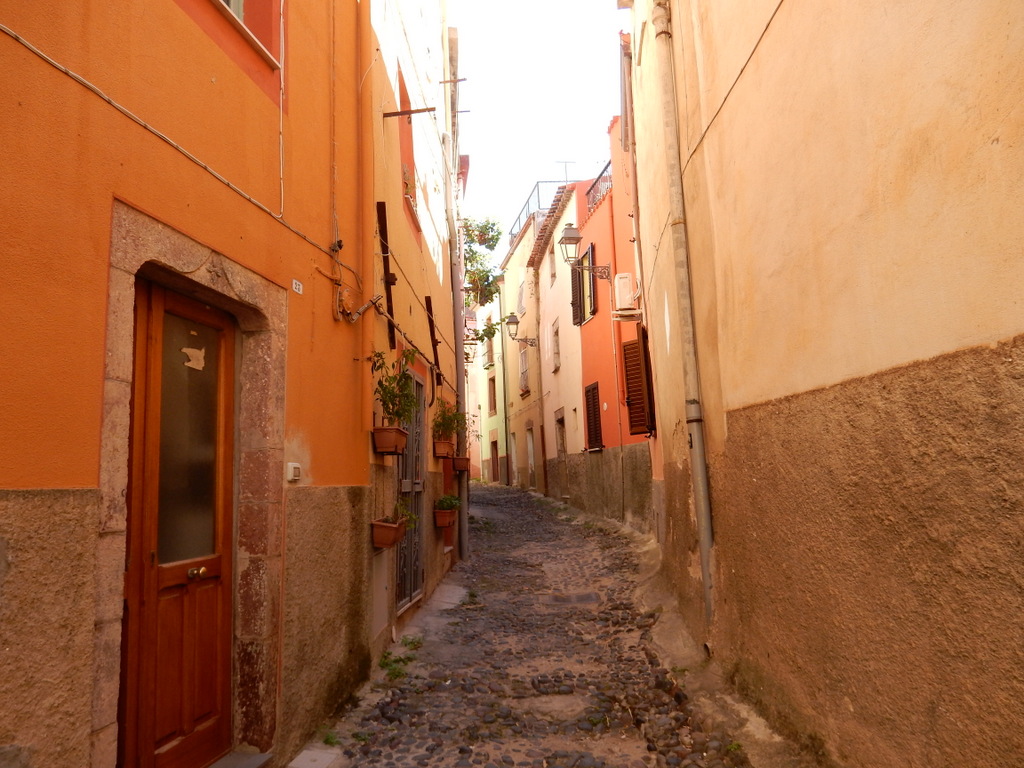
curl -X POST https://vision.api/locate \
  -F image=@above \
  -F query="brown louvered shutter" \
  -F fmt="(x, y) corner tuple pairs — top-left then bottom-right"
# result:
(586, 245), (598, 317)
(570, 266), (584, 326)
(623, 327), (655, 435)
(584, 382), (602, 450)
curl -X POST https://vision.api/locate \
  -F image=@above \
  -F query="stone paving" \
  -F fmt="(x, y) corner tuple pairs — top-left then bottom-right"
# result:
(290, 485), (757, 768)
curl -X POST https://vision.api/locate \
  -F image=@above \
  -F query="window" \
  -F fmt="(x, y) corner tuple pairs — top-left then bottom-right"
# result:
(517, 280), (527, 315)
(570, 245), (597, 326)
(519, 347), (530, 395)
(551, 319), (560, 372)
(623, 326), (656, 435)
(487, 375), (497, 414)
(177, 0), (282, 89)
(484, 335), (494, 368)
(581, 245), (597, 317)
(584, 383), (603, 450)
(549, 244), (557, 285)
(221, 0), (244, 19)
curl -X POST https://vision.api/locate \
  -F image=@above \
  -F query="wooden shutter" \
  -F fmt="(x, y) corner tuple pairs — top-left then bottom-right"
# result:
(623, 327), (655, 435)
(586, 245), (598, 317)
(584, 382), (602, 450)
(570, 266), (583, 326)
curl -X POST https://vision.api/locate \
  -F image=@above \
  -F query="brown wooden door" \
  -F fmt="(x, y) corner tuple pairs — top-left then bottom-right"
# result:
(120, 283), (234, 768)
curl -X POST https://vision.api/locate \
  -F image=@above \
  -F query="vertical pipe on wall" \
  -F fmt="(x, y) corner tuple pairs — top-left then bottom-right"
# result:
(651, 0), (715, 625)
(443, 133), (470, 559)
(497, 282), (512, 485)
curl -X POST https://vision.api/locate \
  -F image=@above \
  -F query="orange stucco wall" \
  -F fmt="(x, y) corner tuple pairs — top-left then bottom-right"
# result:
(0, 0), (369, 489)
(577, 118), (646, 453)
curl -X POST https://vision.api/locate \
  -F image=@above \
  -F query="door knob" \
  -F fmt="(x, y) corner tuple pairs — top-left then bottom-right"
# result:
(187, 566), (208, 580)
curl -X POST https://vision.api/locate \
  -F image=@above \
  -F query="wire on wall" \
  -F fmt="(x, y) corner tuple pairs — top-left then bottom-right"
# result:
(0, 22), (362, 287)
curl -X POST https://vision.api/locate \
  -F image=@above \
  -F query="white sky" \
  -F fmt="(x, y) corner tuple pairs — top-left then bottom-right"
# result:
(447, 0), (630, 238)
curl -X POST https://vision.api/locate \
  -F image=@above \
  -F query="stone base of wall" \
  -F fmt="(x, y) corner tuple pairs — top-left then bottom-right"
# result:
(714, 337), (1024, 767)
(544, 443), (654, 531)
(280, 484), (371, 762)
(0, 488), (101, 768)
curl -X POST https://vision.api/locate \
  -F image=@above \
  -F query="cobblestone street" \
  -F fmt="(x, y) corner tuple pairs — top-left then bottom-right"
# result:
(289, 485), (767, 768)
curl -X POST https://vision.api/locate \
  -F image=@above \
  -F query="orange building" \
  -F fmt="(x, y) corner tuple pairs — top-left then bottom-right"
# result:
(0, 2), (464, 767)
(566, 117), (655, 528)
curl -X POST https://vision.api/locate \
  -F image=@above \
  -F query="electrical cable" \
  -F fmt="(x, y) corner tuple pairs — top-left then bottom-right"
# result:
(0, 22), (363, 286)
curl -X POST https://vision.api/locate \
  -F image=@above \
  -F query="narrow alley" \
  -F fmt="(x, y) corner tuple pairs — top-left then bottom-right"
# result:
(288, 486), (809, 768)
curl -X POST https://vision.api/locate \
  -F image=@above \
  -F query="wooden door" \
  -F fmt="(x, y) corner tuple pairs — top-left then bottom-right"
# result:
(120, 283), (234, 768)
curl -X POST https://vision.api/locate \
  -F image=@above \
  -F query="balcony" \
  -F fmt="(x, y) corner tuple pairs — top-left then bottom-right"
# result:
(586, 161), (612, 212)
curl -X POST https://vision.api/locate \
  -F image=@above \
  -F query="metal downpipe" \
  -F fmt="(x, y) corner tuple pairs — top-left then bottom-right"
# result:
(652, 0), (715, 625)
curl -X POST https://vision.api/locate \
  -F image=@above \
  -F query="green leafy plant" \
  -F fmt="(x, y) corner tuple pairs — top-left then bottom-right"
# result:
(370, 349), (418, 425)
(431, 398), (467, 439)
(379, 649), (415, 680)
(384, 496), (416, 528)
(434, 494), (461, 511)
(322, 731), (340, 746)
(463, 218), (502, 308)
(468, 318), (502, 341)
(400, 635), (423, 651)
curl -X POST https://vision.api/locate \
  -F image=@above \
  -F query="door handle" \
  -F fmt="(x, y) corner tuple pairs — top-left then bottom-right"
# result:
(187, 566), (209, 580)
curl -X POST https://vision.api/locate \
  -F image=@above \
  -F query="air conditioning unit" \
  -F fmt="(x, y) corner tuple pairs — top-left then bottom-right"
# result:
(613, 272), (637, 311)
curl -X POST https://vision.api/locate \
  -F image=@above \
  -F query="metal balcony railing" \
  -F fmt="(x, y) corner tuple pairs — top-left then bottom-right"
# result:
(508, 181), (571, 243)
(586, 161), (612, 212)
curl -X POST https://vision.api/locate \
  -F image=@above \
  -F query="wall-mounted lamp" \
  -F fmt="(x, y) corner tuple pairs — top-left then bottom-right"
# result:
(558, 224), (610, 280)
(504, 313), (537, 346)
(558, 224), (583, 265)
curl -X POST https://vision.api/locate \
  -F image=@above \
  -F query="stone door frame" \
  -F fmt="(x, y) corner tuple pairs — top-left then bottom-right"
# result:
(92, 201), (287, 764)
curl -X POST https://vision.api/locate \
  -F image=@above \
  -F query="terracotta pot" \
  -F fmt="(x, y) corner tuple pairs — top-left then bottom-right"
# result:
(433, 508), (457, 528)
(371, 519), (407, 548)
(452, 456), (470, 471)
(432, 438), (455, 458)
(372, 426), (408, 455)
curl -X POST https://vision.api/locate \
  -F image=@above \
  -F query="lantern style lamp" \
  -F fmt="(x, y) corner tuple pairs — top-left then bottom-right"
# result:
(504, 313), (537, 346)
(558, 224), (583, 265)
(558, 223), (610, 279)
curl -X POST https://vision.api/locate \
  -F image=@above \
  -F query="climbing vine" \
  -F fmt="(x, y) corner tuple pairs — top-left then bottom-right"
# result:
(463, 217), (502, 308)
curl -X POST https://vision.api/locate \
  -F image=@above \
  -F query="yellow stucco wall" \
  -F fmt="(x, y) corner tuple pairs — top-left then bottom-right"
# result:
(682, 0), (1024, 410)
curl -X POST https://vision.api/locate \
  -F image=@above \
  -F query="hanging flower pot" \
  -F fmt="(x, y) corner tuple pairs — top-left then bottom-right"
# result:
(433, 508), (457, 527)
(452, 456), (470, 472)
(370, 349), (417, 455)
(432, 438), (455, 458)
(433, 494), (459, 528)
(372, 426), (409, 455)
(371, 518), (407, 549)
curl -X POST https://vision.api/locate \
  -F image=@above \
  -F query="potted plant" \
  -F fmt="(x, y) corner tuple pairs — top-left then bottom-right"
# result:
(431, 398), (467, 458)
(370, 349), (418, 454)
(433, 494), (460, 528)
(452, 456), (471, 472)
(372, 497), (416, 548)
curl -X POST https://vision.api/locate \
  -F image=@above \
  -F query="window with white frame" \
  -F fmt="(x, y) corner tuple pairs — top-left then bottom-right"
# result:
(519, 347), (530, 395)
(221, 0), (244, 20)
(551, 319), (560, 372)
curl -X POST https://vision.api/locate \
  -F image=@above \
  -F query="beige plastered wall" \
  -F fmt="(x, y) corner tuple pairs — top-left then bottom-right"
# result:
(629, 0), (1024, 765)
(538, 192), (587, 459)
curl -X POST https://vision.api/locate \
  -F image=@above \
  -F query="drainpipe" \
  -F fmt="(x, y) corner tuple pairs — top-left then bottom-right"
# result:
(652, 0), (715, 626)
(443, 134), (470, 560)
(497, 283), (512, 486)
